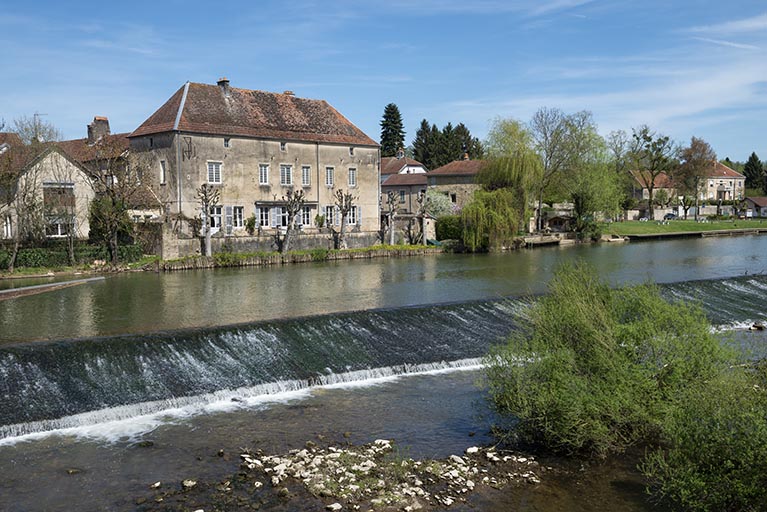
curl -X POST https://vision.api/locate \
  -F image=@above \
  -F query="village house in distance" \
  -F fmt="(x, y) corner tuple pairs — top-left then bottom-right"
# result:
(129, 78), (380, 258)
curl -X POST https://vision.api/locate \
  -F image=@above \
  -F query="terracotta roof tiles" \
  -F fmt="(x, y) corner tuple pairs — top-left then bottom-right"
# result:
(428, 159), (485, 176)
(380, 156), (427, 175)
(381, 173), (428, 186)
(130, 82), (377, 146)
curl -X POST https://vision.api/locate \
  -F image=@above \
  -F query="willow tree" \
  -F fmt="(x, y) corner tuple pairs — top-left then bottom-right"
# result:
(463, 153), (541, 251)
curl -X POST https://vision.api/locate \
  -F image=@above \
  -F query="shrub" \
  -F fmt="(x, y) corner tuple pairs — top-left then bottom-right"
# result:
(435, 215), (462, 241)
(309, 248), (329, 262)
(641, 365), (767, 511)
(485, 262), (733, 457)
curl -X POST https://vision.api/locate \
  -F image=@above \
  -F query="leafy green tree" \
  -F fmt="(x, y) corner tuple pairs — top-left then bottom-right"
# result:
(677, 137), (716, 220)
(484, 117), (534, 158)
(743, 152), (764, 192)
(463, 154), (540, 250)
(629, 125), (678, 220)
(379, 103), (405, 158)
(529, 108), (601, 231)
(569, 162), (622, 235)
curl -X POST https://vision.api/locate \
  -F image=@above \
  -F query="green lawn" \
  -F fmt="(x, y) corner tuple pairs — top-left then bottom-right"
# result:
(604, 219), (767, 236)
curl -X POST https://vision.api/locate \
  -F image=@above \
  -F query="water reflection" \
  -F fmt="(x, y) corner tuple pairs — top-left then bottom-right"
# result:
(3, 236), (767, 343)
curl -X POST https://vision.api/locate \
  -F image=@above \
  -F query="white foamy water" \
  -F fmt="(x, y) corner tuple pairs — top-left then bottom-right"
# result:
(0, 358), (483, 446)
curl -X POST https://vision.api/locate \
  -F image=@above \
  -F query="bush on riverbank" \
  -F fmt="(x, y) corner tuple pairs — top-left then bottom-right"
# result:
(641, 363), (767, 510)
(0, 244), (143, 270)
(485, 262), (767, 509)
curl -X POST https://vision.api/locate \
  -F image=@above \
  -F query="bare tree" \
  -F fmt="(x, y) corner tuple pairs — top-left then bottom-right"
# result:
(678, 137), (716, 221)
(88, 138), (151, 265)
(415, 191), (431, 245)
(384, 190), (398, 245)
(0, 117), (62, 271)
(333, 189), (356, 249)
(196, 183), (220, 257)
(629, 126), (678, 221)
(280, 188), (306, 253)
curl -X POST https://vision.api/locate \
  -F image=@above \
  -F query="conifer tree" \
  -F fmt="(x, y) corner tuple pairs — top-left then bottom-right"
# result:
(743, 152), (764, 192)
(379, 103), (405, 157)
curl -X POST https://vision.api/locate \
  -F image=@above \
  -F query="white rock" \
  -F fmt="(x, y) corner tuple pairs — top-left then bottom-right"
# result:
(326, 503), (343, 511)
(182, 479), (196, 489)
(254, 481), (263, 489)
(149, 481), (161, 489)
(465, 446), (479, 455)
(449, 455), (466, 466)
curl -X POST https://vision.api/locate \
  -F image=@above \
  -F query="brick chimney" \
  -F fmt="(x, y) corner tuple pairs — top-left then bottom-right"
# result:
(217, 77), (230, 96)
(87, 116), (111, 143)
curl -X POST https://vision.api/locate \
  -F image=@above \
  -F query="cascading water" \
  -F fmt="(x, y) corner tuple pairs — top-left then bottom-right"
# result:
(1, 273), (766, 444)
(0, 298), (531, 440)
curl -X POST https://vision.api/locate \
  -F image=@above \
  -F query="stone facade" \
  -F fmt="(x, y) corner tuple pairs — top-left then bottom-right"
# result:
(1, 147), (95, 240)
(129, 80), (380, 255)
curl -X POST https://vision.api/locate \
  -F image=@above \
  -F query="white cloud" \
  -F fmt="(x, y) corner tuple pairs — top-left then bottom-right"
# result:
(691, 37), (760, 51)
(687, 13), (767, 34)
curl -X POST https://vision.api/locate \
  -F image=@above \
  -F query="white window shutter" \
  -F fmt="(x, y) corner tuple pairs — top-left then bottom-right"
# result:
(335, 206), (340, 226)
(225, 206), (233, 235)
(357, 206), (361, 225)
(271, 207), (278, 228)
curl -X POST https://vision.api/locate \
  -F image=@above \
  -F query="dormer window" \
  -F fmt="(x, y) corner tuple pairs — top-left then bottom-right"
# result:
(280, 142), (287, 151)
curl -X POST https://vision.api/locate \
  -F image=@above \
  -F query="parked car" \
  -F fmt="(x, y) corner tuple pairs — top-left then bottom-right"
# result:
(663, 213), (678, 220)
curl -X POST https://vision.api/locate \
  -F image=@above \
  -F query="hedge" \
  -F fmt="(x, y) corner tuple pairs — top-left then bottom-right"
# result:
(0, 244), (143, 270)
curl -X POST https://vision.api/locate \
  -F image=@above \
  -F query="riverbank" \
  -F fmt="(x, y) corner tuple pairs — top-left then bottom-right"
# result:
(605, 218), (767, 237)
(135, 439), (545, 511)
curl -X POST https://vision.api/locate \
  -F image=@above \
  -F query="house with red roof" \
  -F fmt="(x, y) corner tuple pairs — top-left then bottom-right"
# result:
(128, 78), (380, 255)
(745, 197), (767, 218)
(1, 134), (96, 241)
(426, 157), (485, 210)
(703, 161), (745, 201)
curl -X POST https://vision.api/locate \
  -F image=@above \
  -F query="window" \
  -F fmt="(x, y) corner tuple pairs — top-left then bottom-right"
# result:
(224, 138), (231, 148)
(280, 142), (287, 151)
(276, 207), (288, 227)
(45, 215), (73, 238)
(302, 165), (311, 187)
(149, 137), (153, 148)
(325, 205), (336, 226)
(399, 190), (405, 203)
(348, 206), (358, 225)
(259, 164), (269, 185)
(209, 206), (222, 233)
(348, 167), (357, 187)
(207, 161), (222, 184)
(258, 206), (270, 227)
(450, 193), (457, 203)
(325, 166), (334, 187)
(233, 206), (244, 228)
(300, 206), (312, 226)
(280, 164), (293, 186)
(349, 147), (354, 156)
(160, 160), (167, 185)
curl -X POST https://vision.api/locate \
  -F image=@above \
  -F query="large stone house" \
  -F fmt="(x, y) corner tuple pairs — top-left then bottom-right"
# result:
(632, 161), (745, 203)
(703, 161), (745, 201)
(129, 79), (380, 256)
(427, 158), (485, 211)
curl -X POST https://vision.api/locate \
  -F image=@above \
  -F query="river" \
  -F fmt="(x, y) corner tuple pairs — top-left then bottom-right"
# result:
(1, 236), (766, 511)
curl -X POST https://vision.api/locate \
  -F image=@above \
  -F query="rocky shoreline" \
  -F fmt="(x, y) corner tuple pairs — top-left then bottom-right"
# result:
(135, 440), (545, 511)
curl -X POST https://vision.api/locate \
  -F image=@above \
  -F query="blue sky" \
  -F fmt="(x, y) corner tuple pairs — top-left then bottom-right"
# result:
(2, 1), (767, 161)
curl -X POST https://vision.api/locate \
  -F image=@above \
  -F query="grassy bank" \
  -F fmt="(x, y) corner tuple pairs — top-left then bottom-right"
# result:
(604, 219), (767, 236)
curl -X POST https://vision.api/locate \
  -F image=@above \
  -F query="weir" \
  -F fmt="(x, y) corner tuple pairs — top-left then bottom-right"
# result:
(0, 299), (529, 439)
(2, 273), (766, 441)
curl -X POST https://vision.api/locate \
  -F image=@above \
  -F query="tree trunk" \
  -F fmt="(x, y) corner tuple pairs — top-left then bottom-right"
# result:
(648, 185), (655, 220)
(421, 216), (427, 245)
(339, 217), (348, 249)
(109, 232), (119, 266)
(282, 223), (294, 253)
(204, 223), (212, 257)
(388, 214), (396, 245)
(536, 189), (544, 232)
(8, 239), (19, 273)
